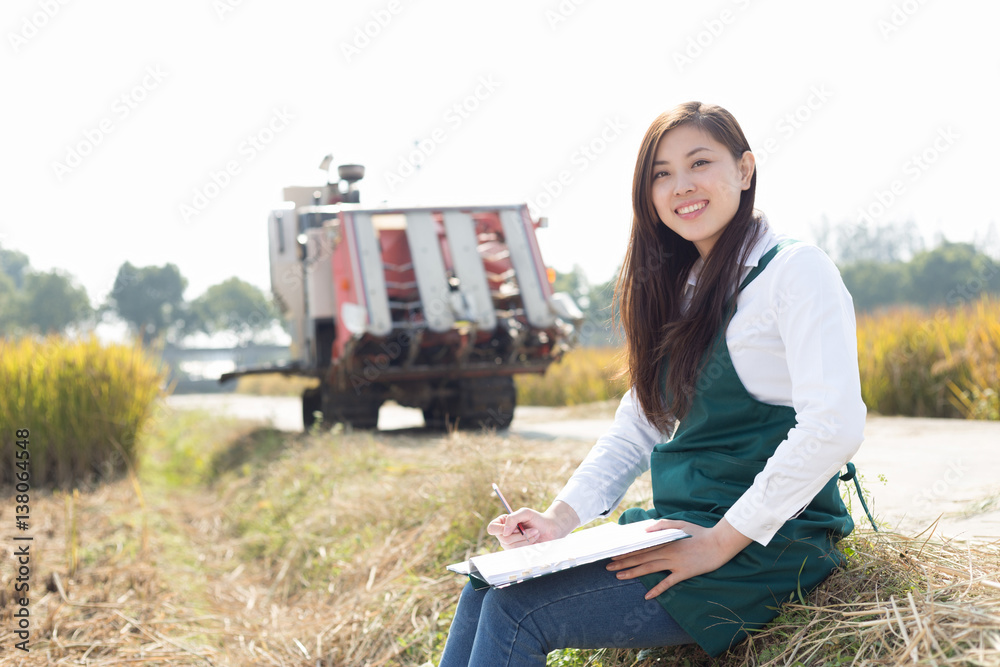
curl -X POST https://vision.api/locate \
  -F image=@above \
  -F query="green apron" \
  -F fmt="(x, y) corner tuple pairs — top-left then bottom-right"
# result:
(619, 240), (853, 657)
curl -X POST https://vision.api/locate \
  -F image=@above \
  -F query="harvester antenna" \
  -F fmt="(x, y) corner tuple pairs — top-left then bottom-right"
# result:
(319, 154), (334, 183)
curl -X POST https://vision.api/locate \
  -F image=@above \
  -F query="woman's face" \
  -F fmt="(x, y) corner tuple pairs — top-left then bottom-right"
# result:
(650, 123), (755, 258)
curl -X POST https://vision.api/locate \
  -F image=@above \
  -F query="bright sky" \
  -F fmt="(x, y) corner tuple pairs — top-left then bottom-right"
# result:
(3, 0), (998, 310)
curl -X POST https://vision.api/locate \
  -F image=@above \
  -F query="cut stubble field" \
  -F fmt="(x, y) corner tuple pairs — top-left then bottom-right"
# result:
(1, 405), (999, 666)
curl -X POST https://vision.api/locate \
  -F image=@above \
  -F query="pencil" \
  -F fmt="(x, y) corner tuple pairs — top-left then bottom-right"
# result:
(491, 483), (526, 536)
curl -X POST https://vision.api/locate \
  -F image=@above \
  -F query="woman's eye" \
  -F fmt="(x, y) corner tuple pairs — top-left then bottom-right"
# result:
(692, 159), (709, 168)
(653, 170), (669, 179)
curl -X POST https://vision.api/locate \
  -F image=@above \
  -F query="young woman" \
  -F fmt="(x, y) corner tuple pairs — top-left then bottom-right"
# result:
(438, 101), (866, 665)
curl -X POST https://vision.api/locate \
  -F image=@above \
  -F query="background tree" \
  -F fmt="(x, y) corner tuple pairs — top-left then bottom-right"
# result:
(814, 218), (925, 264)
(0, 271), (18, 334)
(580, 272), (621, 347)
(906, 241), (999, 307)
(839, 261), (910, 312)
(0, 245), (92, 335)
(18, 270), (93, 334)
(1, 244), (31, 333)
(185, 277), (278, 345)
(551, 265), (590, 305)
(0, 244), (30, 290)
(552, 265), (621, 346)
(973, 221), (1000, 259)
(107, 262), (187, 344)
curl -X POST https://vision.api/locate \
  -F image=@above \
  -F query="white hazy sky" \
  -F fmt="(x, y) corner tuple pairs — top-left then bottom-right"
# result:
(3, 0), (998, 307)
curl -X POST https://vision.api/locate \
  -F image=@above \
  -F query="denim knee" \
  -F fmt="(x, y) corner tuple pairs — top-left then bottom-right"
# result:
(478, 588), (550, 656)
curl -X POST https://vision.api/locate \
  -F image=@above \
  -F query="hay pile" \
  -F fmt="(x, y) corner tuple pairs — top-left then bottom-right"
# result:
(622, 527), (1000, 667)
(745, 530), (999, 665)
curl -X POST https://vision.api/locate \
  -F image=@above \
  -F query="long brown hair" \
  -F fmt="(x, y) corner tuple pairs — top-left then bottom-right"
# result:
(615, 101), (763, 430)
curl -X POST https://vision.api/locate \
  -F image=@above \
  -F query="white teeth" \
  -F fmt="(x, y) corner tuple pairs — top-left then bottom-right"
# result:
(677, 202), (706, 215)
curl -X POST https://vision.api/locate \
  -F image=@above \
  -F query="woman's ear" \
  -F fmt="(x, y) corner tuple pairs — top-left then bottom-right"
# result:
(738, 151), (755, 190)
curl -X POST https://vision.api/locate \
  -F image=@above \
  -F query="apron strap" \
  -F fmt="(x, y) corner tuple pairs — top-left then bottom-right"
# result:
(840, 462), (879, 532)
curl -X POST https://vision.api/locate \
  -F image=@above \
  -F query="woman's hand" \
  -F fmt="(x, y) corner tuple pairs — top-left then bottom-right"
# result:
(606, 518), (752, 599)
(486, 500), (580, 550)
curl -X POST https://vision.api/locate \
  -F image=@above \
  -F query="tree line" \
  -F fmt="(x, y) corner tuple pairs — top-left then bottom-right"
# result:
(4, 220), (998, 346)
(559, 221), (1000, 345)
(0, 244), (278, 345)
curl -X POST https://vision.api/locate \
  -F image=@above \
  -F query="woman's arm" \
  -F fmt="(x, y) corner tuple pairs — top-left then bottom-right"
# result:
(489, 388), (667, 549)
(726, 244), (866, 545)
(552, 387), (667, 525)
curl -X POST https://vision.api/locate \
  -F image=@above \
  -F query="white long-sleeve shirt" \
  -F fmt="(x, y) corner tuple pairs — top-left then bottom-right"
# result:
(553, 223), (867, 546)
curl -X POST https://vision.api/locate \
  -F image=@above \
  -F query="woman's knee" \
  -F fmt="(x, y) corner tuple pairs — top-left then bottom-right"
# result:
(445, 584), (486, 637)
(477, 588), (559, 653)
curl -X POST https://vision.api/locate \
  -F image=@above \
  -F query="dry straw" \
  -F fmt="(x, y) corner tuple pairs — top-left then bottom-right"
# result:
(2, 421), (998, 666)
(708, 527), (1000, 666)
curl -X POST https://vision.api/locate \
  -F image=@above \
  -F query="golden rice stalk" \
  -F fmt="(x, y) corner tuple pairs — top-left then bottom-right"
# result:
(0, 335), (167, 488)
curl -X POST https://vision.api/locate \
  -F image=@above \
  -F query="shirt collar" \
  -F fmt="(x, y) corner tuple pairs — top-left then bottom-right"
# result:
(743, 213), (775, 269)
(686, 213), (773, 291)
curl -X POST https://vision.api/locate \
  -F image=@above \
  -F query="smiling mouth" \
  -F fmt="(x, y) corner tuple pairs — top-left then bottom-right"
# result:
(675, 201), (707, 215)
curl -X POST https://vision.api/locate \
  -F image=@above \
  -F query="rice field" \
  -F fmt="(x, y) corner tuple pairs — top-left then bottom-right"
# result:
(525, 296), (1000, 420)
(857, 295), (1000, 420)
(234, 296), (1000, 422)
(3, 292), (992, 491)
(515, 346), (629, 407)
(0, 335), (166, 487)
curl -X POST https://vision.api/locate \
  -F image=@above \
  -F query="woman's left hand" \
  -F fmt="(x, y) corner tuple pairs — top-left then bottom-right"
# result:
(606, 518), (753, 600)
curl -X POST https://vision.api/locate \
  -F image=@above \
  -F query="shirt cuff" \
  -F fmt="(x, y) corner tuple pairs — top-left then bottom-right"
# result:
(553, 478), (624, 527)
(724, 496), (788, 546)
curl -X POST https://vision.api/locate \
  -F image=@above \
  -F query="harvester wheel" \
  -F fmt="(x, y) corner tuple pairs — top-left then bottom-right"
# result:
(423, 376), (516, 431)
(321, 385), (382, 430)
(458, 376), (516, 430)
(422, 404), (451, 431)
(302, 387), (322, 431)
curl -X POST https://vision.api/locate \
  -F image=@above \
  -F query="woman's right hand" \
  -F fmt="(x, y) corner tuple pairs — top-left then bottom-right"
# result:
(486, 500), (581, 550)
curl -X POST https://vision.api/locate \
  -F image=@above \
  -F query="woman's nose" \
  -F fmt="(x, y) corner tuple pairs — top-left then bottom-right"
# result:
(674, 174), (694, 195)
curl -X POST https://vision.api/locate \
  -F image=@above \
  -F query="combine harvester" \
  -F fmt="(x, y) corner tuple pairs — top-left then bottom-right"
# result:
(223, 159), (582, 430)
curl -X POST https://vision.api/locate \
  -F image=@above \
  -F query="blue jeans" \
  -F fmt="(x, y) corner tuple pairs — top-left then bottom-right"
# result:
(438, 559), (694, 666)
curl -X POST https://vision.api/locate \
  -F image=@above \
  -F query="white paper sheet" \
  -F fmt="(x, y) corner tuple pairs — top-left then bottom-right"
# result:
(447, 519), (689, 588)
